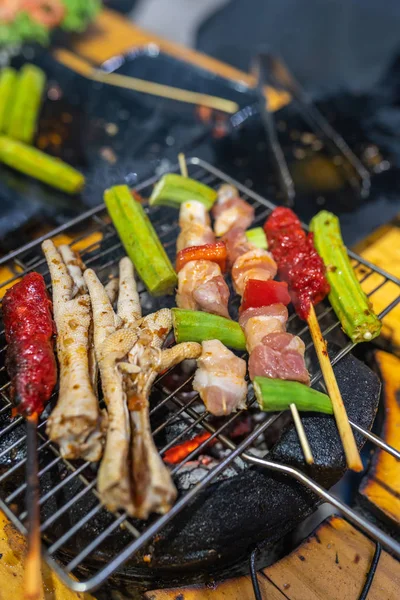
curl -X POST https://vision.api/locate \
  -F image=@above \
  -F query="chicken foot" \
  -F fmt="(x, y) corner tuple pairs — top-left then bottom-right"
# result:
(127, 309), (201, 519)
(43, 240), (105, 461)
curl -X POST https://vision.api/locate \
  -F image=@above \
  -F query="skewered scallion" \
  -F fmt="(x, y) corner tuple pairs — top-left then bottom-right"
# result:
(253, 377), (333, 414)
(310, 210), (382, 343)
(7, 64), (46, 144)
(172, 308), (246, 350)
(149, 173), (217, 210)
(245, 227), (268, 249)
(0, 136), (85, 194)
(0, 67), (17, 133)
(105, 185), (177, 296)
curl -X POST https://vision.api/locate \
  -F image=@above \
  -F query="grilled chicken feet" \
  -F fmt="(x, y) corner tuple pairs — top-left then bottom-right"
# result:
(43, 240), (106, 462)
(85, 258), (201, 518)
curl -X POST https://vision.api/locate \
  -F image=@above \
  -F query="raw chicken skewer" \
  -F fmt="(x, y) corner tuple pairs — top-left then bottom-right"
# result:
(176, 155), (248, 417)
(217, 186), (314, 463)
(85, 258), (201, 517)
(43, 240), (106, 461)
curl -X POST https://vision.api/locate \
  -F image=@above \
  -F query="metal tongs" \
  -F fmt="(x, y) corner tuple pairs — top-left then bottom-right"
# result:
(251, 52), (371, 205)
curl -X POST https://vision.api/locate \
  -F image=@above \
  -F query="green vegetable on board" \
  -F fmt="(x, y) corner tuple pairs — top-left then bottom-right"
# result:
(0, 68), (18, 133)
(0, 136), (85, 194)
(7, 64), (46, 144)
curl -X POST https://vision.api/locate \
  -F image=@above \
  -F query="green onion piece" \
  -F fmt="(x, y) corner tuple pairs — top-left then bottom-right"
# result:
(310, 210), (382, 343)
(105, 185), (177, 296)
(253, 377), (333, 414)
(0, 68), (18, 133)
(172, 308), (246, 350)
(7, 64), (46, 144)
(0, 136), (85, 194)
(245, 227), (268, 249)
(149, 174), (217, 210)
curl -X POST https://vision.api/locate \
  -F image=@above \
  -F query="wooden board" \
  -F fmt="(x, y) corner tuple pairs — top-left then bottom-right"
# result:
(144, 516), (400, 600)
(0, 512), (94, 600)
(359, 350), (400, 523)
(354, 223), (400, 352)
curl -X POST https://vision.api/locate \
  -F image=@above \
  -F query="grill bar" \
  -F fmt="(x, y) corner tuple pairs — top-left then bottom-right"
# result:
(0, 158), (399, 593)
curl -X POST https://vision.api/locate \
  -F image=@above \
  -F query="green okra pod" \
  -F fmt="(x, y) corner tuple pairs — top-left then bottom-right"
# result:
(310, 210), (382, 343)
(105, 185), (177, 296)
(149, 174), (217, 210)
(0, 136), (85, 194)
(253, 377), (333, 414)
(0, 67), (18, 133)
(7, 64), (46, 144)
(172, 308), (246, 350)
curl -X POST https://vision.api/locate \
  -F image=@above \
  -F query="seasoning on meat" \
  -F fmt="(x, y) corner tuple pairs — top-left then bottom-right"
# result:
(264, 207), (330, 320)
(2, 272), (57, 416)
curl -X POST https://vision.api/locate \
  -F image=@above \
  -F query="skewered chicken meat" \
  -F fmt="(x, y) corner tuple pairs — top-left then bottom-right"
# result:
(193, 340), (247, 416)
(212, 184), (255, 237)
(222, 227), (277, 295)
(177, 200), (215, 252)
(176, 200), (230, 318)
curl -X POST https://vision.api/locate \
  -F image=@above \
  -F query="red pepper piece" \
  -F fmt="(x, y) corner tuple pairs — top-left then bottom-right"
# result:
(163, 432), (214, 464)
(240, 279), (291, 312)
(176, 241), (227, 273)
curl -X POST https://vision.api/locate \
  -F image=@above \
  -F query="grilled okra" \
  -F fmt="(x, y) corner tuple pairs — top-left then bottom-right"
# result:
(105, 185), (177, 296)
(0, 136), (85, 194)
(149, 174), (217, 210)
(310, 210), (381, 343)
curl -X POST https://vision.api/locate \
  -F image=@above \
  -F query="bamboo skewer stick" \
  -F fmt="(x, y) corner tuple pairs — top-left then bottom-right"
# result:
(307, 304), (363, 472)
(289, 403), (314, 464)
(24, 413), (43, 600)
(178, 153), (313, 464)
(178, 153), (189, 178)
(53, 49), (239, 115)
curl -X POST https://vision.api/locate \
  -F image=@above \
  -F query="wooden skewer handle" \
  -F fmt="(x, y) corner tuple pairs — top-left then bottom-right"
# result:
(307, 304), (363, 472)
(53, 49), (239, 114)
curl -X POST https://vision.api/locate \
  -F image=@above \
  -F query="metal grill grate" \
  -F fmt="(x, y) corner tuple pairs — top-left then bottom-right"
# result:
(0, 158), (400, 593)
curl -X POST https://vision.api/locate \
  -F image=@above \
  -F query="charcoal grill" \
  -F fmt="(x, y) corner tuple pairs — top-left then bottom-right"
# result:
(0, 158), (399, 595)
